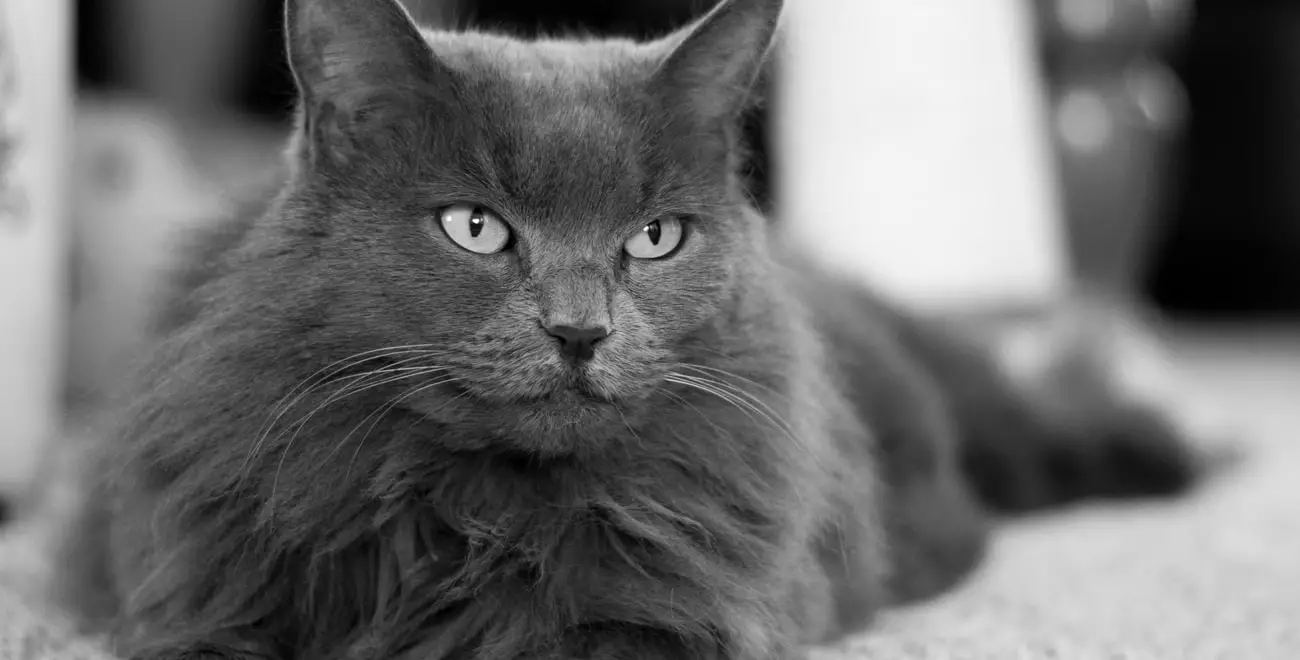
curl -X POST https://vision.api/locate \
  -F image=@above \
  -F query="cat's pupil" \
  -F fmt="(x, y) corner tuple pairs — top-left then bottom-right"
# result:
(469, 209), (486, 238)
(645, 221), (662, 245)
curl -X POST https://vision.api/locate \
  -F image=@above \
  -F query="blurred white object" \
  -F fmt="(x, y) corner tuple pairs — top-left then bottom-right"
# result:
(67, 99), (228, 404)
(777, 0), (1067, 313)
(0, 0), (71, 496)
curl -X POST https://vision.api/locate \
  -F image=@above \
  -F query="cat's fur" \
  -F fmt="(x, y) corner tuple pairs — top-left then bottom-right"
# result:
(57, 0), (1202, 658)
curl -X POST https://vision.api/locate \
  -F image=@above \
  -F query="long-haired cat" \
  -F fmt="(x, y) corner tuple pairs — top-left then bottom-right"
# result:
(56, 0), (1203, 658)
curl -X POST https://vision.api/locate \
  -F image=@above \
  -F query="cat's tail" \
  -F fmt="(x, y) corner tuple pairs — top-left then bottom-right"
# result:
(880, 303), (1224, 515)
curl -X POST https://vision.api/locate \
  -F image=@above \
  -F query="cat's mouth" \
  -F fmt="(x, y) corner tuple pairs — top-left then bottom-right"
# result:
(444, 374), (619, 408)
(422, 370), (649, 453)
(527, 380), (618, 407)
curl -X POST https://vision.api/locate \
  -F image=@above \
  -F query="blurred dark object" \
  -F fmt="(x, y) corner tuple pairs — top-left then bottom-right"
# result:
(1146, 1), (1300, 319)
(77, 0), (293, 120)
(1031, 0), (1192, 299)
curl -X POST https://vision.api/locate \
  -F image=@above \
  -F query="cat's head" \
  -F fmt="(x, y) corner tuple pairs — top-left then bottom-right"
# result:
(262, 0), (785, 452)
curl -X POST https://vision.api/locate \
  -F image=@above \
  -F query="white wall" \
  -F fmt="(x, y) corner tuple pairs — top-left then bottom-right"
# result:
(777, 0), (1067, 314)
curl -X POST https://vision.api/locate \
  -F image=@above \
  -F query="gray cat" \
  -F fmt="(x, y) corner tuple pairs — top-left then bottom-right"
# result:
(56, 0), (1202, 658)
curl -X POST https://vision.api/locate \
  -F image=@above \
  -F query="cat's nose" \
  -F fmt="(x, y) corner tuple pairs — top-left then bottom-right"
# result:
(544, 324), (610, 364)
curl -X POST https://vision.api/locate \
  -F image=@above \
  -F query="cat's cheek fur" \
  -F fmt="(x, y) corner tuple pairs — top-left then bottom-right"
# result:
(627, 260), (727, 339)
(294, 200), (522, 353)
(431, 292), (558, 395)
(624, 227), (740, 341)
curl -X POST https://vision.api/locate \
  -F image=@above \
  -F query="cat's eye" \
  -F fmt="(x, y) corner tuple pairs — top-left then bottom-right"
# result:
(439, 204), (512, 254)
(624, 217), (685, 260)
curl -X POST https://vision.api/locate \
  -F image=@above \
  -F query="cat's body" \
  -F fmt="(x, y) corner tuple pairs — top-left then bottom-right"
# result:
(57, 0), (1201, 658)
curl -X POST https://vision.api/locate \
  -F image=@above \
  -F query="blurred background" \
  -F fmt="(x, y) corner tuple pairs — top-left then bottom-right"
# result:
(2, 0), (1300, 506)
(65, 0), (1300, 319)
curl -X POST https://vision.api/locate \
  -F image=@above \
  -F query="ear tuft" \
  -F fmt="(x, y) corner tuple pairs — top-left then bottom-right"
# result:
(285, 0), (437, 100)
(650, 0), (784, 126)
(284, 0), (453, 167)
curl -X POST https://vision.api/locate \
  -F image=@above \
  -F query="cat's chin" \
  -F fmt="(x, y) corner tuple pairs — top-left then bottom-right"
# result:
(413, 382), (644, 456)
(494, 394), (637, 456)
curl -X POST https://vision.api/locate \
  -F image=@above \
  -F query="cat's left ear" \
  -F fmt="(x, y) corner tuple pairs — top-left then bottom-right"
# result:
(649, 0), (784, 127)
(284, 0), (454, 165)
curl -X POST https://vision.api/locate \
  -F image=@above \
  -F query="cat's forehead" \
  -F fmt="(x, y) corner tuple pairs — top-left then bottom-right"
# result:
(419, 29), (659, 160)
(421, 30), (658, 89)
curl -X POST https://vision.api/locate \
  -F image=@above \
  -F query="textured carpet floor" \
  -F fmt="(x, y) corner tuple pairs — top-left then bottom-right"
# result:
(2, 331), (1297, 659)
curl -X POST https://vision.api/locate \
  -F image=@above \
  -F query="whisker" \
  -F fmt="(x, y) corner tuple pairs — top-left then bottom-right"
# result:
(333, 376), (465, 482)
(342, 376), (460, 459)
(664, 375), (768, 433)
(674, 363), (787, 402)
(272, 365), (451, 454)
(665, 374), (789, 435)
(669, 372), (798, 442)
(256, 346), (449, 448)
(278, 343), (441, 401)
(264, 365), (452, 517)
(613, 401), (646, 454)
(663, 373), (822, 469)
(242, 352), (448, 478)
(654, 386), (733, 442)
(368, 386), (474, 480)
(278, 364), (450, 441)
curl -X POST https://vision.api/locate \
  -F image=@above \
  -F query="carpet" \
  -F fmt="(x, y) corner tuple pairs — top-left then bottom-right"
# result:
(2, 330), (1296, 659)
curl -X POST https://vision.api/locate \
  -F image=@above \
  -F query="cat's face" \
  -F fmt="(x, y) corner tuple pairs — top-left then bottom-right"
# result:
(269, 0), (782, 450)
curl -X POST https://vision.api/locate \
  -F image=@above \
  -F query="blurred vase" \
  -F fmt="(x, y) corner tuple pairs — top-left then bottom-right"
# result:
(1046, 61), (1186, 294)
(1037, 0), (1192, 58)
(1034, 0), (1191, 300)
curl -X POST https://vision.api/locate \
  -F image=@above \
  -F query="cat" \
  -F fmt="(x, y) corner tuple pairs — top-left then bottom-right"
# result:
(55, 0), (1204, 658)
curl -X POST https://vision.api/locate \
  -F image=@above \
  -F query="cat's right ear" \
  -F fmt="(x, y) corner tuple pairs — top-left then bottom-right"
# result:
(649, 0), (784, 129)
(284, 0), (455, 167)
